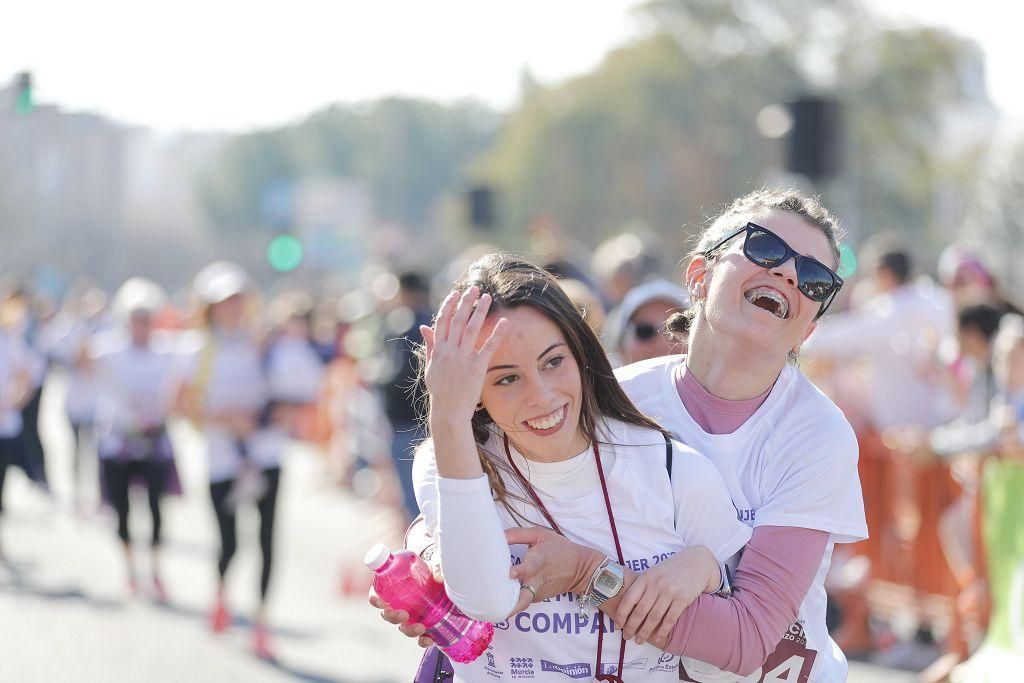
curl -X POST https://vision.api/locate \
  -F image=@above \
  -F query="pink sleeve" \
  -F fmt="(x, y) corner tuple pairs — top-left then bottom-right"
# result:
(665, 525), (830, 676)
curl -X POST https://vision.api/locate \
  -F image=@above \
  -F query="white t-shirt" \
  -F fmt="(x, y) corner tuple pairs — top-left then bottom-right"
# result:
(265, 335), (324, 404)
(176, 332), (284, 482)
(40, 312), (101, 423)
(413, 418), (752, 683)
(92, 338), (177, 459)
(616, 356), (868, 683)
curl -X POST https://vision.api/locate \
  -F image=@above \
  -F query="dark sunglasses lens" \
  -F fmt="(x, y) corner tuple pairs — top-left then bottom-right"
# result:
(797, 260), (837, 301)
(746, 229), (789, 266)
(633, 322), (658, 341)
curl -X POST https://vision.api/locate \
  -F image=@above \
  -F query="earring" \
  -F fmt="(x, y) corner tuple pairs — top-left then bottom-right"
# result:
(475, 402), (484, 412)
(691, 282), (706, 301)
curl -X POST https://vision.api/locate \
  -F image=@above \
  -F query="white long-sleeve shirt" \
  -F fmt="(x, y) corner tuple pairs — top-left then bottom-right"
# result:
(412, 418), (750, 683)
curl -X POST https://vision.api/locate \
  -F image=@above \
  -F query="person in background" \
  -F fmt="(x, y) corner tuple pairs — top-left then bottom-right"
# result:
(591, 228), (665, 309)
(0, 316), (31, 562)
(378, 271), (433, 524)
(927, 304), (1006, 458)
(264, 291), (326, 439)
(3, 286), (50, 490)
(807, 239), (958, 433)
(604, 279), (690, 367)
(937, 245), (1020, 315)
(992, 315), (1024, 435)
(40, 287), (108, 510)
(557, 278), (607, 335)
(93, 278), (178, 601)
(173, 261), (284, 661)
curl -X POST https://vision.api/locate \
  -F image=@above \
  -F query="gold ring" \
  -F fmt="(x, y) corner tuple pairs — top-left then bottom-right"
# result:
(520, 583), (538, 601)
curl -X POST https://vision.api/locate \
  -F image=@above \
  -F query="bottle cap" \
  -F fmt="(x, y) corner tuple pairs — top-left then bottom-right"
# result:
(364, 543), (392, 571)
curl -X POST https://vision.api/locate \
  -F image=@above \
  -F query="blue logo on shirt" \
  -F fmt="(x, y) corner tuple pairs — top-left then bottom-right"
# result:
(539, 660), (592, 679)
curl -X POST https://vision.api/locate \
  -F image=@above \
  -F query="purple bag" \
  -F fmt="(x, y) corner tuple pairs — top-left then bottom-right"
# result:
(413, 646), (453, 683)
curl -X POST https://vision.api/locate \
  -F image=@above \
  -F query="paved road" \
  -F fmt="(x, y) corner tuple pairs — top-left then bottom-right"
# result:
(0, 376), (917, 682)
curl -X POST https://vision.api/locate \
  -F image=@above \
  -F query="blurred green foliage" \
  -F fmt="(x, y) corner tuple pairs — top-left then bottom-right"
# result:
(198, 98), (499, 232)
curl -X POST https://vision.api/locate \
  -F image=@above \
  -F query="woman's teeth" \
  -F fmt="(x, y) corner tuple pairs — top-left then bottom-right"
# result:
(744, 287), (789, 319)
(526, 408), (564, 430)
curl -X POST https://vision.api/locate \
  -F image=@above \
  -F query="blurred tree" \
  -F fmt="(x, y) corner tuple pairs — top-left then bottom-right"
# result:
(198, 98), (499, 233)
(476, 0), (992, 255)
(964, 135), (1024, 299)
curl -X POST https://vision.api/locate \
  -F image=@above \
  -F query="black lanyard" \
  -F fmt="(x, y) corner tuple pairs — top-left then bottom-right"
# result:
(503, 434), (628, 683)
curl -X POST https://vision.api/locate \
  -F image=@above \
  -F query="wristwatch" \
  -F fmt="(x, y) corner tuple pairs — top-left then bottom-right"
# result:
(578, 558), (625, 611)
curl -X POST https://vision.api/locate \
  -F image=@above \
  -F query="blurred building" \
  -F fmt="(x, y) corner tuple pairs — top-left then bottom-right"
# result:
(0, 79), (228, 293)
(0, 82), (127, 286)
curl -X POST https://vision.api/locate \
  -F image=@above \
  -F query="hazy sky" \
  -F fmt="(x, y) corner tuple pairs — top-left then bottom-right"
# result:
(1, 0), (1019, 133)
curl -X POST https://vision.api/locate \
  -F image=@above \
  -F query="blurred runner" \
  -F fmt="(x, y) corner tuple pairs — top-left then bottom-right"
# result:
(93, 278), (178, 601)
(173, 261), (285, 661)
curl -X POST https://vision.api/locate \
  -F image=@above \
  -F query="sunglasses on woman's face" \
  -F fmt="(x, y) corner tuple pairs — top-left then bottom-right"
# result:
(702, 222), (844, 318)
(629, 321), (660, 341)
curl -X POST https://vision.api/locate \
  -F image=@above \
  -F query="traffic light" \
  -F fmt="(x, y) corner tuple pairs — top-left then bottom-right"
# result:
(14, 72), (33, 115)
(787, 96), (842, 181)
(267, 234), (303, 272)
(467, 185), (495, 230)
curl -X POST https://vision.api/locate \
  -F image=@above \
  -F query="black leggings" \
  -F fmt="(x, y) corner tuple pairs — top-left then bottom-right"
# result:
(209, 467), (281, 599)
(20, 388), (46, 485)
(102, 459), (169, 545)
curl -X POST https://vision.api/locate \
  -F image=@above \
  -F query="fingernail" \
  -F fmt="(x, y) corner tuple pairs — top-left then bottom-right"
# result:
(636, 638), (645, 645)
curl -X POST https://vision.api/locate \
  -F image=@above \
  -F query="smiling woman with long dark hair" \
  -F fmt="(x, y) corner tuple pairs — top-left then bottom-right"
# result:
(407, 253), (750, 682)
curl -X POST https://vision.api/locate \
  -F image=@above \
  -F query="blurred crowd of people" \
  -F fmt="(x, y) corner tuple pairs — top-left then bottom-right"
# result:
(804, 238), (1024, 680)
(1, 218), (1021, 677)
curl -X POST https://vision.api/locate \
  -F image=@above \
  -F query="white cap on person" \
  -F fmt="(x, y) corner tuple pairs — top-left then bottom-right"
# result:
(112, 277), (165, 322)
(193, 261), (249, 304)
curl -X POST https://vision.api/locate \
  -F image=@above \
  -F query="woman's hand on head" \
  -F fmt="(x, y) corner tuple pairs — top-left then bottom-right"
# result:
(614, 545), (719, 649)
(422, 287), (508, 427)
(367, 557), (444, 649)
(505, 527), (606, 614)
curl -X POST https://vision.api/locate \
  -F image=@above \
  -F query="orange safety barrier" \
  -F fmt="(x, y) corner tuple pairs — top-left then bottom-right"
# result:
(849, 431), (964, 625)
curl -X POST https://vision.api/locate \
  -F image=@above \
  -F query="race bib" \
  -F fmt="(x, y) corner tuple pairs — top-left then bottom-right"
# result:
(679, 621), (816, 683)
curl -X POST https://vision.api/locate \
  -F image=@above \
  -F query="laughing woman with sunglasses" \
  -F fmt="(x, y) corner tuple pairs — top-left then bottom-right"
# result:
(500, 189), (867, 683)
(529, 189), (864, 682)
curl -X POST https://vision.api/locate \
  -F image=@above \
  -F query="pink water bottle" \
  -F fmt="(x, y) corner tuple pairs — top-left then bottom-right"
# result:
(365, 543), (493, 663)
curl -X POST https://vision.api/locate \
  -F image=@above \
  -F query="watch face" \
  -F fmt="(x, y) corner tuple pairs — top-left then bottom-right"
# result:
(595, 572), (618, 593)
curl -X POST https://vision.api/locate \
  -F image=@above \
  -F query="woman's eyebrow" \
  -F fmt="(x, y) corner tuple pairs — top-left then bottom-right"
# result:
(487, 342), (565, 373)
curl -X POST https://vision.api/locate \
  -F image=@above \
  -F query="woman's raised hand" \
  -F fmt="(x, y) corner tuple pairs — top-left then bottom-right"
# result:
(421, 287), (507, 426)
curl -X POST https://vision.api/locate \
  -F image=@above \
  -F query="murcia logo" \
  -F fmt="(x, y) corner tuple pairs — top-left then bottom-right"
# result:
(510, 656), (535, 679)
